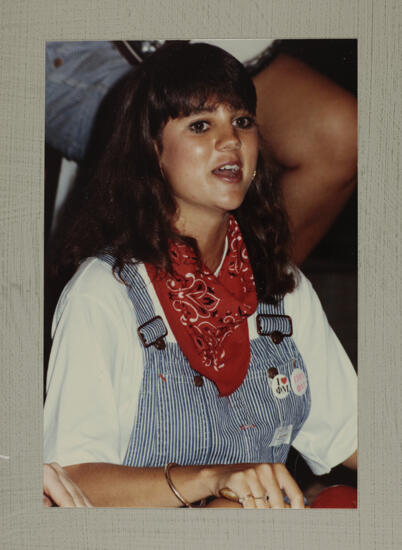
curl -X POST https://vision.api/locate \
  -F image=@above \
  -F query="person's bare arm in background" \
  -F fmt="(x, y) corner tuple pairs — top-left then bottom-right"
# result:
(254, 53), (357, 265)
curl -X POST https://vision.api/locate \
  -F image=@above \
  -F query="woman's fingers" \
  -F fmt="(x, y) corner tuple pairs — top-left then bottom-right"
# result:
(214, 463), (304, 509)
(44, 463), (93, 507)
(218, 487), (239, 502)
(273, 464), (305, 509)
(58, 466), (93, 507)
(228, 470), (257, 509)
(255, 464), (286, 509)
(82, 492), (93, 507)
(254, 463), (304, 508)
(54, 464), (92, 507)
(50, 463), (84, 507)
(43, 463), (76, 506)
(43, 493), (54, 507)
(243, 468), (270, 509)
(239, 494), (257, 509)
(216, 469), (257, 509)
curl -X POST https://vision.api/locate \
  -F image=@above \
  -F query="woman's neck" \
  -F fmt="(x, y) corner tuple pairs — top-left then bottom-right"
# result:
(176, 212), (229, 272)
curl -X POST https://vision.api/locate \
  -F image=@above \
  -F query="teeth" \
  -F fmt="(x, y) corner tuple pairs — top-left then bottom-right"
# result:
(219, 164), (240, 171)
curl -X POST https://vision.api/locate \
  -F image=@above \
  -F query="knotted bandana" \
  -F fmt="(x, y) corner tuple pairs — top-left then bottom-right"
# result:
(145, 216), (257, 396)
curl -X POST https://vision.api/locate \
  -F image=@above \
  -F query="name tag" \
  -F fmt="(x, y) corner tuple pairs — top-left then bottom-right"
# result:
(269, 424), (293, 447)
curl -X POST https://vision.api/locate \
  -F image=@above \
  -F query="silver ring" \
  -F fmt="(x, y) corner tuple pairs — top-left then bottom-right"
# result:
(254, 495), (269, 503)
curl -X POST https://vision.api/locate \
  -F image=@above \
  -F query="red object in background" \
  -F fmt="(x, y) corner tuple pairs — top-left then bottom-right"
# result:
(311, 485), (357, 508)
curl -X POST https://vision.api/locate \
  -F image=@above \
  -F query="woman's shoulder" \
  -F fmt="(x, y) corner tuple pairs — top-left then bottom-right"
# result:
(63, 257), (125, 296)
(282, 266), (331, 343)
(284, 267), (318, 316)
(54, 257), (135, 325)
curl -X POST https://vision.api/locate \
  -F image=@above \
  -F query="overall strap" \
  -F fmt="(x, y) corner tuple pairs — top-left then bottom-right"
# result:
(256, 298), (293, 345)
(99, 254), (168, 349)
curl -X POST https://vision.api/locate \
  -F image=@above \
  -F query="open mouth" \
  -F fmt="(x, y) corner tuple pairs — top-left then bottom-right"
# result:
(212, 163), (242, 182)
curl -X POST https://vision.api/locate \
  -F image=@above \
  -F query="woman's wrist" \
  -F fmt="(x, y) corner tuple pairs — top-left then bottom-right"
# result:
(164, 463), (207, 507)
(160, 464), (216, 506)
(196, 463), (224, 497)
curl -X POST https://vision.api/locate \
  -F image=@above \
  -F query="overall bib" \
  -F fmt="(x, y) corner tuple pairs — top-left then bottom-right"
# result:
(101, 256), (311, 468)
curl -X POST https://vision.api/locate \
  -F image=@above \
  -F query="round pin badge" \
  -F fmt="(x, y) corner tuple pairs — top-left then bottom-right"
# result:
(271, 374), (290, 399)
(290, 368), (307, 396)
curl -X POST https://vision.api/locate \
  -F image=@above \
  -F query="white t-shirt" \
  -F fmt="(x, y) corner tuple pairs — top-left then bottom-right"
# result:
(44, 258), (357, 475)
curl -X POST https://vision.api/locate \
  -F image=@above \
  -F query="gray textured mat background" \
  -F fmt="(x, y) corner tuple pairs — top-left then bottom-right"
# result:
(0, 1), (401, 549)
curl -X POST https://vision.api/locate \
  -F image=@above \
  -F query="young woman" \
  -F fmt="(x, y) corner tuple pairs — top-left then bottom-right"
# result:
(44, 42), (357, 508)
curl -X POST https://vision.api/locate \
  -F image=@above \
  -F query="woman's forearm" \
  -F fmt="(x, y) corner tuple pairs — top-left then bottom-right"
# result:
(64, 462), (211, 507)
(64, 461), (305, 508)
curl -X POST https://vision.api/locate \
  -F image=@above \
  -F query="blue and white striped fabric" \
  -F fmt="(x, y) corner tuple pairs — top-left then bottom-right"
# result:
(100, 256), (311, 467)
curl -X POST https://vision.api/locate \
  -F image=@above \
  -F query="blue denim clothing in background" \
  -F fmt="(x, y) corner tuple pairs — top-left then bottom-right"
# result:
(46, 42), (131, 161)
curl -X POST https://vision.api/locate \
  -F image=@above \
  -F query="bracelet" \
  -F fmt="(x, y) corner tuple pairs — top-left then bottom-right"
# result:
(164, 462), (206, 508)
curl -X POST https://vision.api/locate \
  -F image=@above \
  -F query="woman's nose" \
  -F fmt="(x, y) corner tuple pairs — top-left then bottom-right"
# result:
(216, 125), (241, 150)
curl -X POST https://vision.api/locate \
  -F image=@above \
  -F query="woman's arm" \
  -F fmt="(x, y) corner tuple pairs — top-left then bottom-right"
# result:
(64, 461), (305, 509)
(286, 272), (357, 476)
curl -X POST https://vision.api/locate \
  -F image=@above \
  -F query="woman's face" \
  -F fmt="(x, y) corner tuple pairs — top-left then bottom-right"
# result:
(157, 103), (259, 226)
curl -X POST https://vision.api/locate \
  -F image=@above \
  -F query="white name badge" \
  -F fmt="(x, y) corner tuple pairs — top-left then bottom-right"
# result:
(291, 368), (307, 396)
(270, 424), (293, 447)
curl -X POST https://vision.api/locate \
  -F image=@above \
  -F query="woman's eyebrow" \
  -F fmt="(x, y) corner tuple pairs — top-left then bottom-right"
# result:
(187, 105), (217, 115)
(186, 105), (250, 117)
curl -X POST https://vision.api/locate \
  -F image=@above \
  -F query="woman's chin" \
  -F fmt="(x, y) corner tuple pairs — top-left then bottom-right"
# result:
(214, 195), (247, 213)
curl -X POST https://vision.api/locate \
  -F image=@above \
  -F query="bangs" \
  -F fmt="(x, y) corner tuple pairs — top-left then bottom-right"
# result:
(145, 42), (257, 136)
(166, 88), (254, 119)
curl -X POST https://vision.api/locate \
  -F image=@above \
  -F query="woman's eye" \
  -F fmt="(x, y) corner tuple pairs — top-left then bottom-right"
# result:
(233, 116), (255, 129)
(189, 120), (209, 133)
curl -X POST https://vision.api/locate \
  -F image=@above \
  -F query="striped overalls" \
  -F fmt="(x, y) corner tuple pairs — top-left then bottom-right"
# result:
(101, 256), (311, 467)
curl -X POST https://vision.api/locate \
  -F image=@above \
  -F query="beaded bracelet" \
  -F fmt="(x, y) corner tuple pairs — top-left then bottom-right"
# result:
(164, 462), (206, 508)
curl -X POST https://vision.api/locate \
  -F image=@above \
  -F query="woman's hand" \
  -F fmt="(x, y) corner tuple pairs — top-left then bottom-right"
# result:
(43, 462), (93, 507)
(201, 462), (304, 509)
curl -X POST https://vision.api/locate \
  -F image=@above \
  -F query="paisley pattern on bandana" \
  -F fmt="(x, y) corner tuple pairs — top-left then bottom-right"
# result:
(146, 216), (257, 396)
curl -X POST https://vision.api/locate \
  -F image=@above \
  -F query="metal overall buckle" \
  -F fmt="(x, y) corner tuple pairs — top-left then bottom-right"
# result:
(256, 314), (293, 345)
(137, 315), (168, 350)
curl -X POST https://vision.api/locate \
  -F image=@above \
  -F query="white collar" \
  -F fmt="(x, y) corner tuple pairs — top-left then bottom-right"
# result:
(213, 236), (228, 277)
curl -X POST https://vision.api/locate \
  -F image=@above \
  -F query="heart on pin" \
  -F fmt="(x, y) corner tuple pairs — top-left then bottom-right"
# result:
(281, 377), (287, 384)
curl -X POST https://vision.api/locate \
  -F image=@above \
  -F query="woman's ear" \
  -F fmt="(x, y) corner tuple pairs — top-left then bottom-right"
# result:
(153, 139), (165, 179)
(153, 139), (161, 159)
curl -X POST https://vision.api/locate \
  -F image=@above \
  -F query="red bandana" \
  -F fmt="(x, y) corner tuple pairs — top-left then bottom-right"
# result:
(145, 216), (257, 396)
